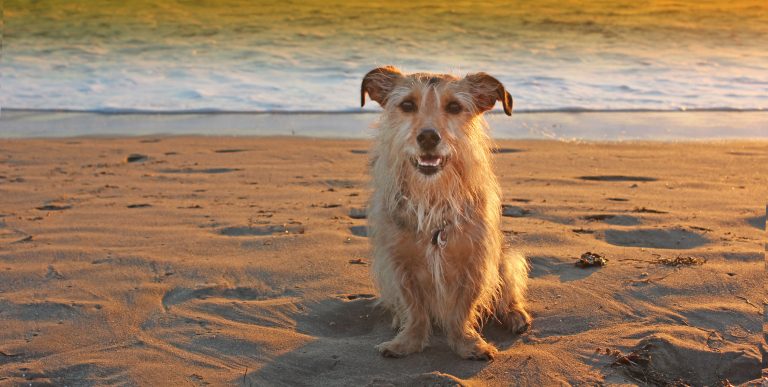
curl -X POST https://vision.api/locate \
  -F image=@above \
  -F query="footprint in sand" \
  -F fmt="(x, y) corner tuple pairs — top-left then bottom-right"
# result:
(631, 207), (668, 214)
(348, 207), (366, 219)
(492, 147), (524, 154)
(583, 214), (640, 226)
(601, 227), (708, 249)
(349, 225), (367, 237)
(45, 265), (65, 280)
(162, 285), (293, 310)
(370, 372), (469, 386)
(745, 214), (765, 230)
(726, 151), (761, 156)
(126, 154), (148, 163)
(578, 175), (657, 182)
(323, 179), (362, 189)
(339, 294), (375, 301)
(36, 204), (72, 211)
(218, 224), (305, 236)
(612, 335), (760, 385)
(502, 204), (530, 217)
(127, 203), (152, 208)
(159, 168), (242, 174)
(293, 294), (385, 339)
(213, 149), (248, 153)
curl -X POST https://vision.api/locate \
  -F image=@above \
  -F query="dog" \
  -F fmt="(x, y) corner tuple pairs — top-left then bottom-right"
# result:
(361, 66), (531, 360)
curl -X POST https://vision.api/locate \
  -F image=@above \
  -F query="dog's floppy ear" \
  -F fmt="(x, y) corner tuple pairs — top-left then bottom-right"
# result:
(463, 72), (513, 116)
(361, 66), (402, 107)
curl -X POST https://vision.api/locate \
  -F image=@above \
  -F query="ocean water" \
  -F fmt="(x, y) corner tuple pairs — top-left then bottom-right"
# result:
(3, 0), (767, 114)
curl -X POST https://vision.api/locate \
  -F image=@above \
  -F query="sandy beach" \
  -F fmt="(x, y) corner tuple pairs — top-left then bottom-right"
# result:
(0, 136), (765, 385)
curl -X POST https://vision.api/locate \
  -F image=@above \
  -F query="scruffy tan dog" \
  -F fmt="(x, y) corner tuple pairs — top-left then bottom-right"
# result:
(361, 66), (531, 360)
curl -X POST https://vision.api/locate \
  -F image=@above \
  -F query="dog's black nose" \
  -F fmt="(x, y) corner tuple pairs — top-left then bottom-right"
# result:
(417, 129), (441, 151)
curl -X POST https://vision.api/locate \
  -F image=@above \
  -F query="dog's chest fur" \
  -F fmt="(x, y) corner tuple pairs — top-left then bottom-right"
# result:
(388, 194), (479, 261)
(391, 189), (475, 232)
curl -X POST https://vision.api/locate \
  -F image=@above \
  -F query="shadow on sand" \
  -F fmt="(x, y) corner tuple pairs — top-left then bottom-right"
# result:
(241, 296), (525, 385)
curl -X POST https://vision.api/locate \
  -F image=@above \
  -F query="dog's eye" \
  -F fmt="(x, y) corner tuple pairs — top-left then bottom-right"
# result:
(400, 100), (416, 113)
(446, 101), (463, 114)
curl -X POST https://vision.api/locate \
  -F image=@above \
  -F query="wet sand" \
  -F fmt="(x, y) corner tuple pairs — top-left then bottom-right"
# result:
(0, 137), (765, 385)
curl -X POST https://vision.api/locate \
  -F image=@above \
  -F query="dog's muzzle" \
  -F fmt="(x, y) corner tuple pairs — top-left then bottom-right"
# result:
(413, 129), (446, 175)
(413, 154), (446, 176)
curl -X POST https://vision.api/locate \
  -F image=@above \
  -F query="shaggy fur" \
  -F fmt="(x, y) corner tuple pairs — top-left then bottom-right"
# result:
(361, 66), (531, 360)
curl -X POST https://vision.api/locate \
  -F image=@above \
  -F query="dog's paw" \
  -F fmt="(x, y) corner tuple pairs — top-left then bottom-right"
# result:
(377, 345), (404, 358)
(500, 307), (532, 334)
(457, 339), (498, 361)
(375, 340), (421, 358)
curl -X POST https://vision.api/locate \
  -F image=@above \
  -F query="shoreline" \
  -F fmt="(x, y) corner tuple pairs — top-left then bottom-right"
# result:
(3, 134), (768, 145)
(2, 110), (767, 141)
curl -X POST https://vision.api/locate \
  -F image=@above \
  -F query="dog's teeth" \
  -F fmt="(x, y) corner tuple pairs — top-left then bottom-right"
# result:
(418, 158), (441, 167)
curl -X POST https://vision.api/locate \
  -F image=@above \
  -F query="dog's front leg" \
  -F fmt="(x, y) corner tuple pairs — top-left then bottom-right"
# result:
(375, 275), (430, 358)
(444, 288), (498, 361)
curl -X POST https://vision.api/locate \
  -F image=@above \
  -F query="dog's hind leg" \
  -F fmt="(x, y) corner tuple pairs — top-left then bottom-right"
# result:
(375, 275), (431, 358)
(495, 251), (532, 333)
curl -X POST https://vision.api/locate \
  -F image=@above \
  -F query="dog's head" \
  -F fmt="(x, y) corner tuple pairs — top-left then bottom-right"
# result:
(361, 66), (512, 178)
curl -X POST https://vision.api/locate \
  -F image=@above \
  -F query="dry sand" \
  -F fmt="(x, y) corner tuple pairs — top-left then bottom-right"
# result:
(0, 136), (765, 386)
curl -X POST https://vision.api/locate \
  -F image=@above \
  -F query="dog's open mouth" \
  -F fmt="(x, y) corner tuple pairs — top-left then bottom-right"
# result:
(413, 154), (446, 175)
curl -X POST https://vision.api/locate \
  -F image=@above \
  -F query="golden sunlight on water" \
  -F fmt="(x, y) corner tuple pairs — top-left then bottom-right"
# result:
(3, 0), (767, 111)
(7, 0), (766, 42)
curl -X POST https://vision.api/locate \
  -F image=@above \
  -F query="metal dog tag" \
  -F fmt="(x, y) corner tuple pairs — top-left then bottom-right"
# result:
(431, 228), (447, 249)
